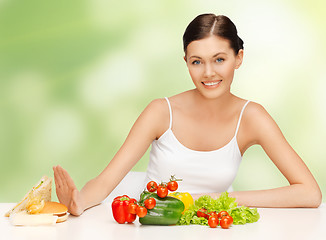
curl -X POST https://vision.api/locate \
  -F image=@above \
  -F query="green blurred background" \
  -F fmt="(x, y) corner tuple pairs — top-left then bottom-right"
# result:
(0, 0), (325, 202)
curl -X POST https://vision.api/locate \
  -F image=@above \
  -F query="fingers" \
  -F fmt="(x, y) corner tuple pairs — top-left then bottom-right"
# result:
(53, 165), (63, 188)
(61, 167), (76, 189)
(53, 165), (77, 192)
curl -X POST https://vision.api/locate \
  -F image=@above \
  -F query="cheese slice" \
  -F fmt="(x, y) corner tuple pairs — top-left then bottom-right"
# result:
(9, 212), (58, 226)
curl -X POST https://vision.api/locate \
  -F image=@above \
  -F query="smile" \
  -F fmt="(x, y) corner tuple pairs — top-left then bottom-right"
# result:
(202, 80), (222, 87)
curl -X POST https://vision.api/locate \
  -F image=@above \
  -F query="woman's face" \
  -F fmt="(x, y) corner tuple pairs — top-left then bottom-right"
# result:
(185, 35), (243, 99)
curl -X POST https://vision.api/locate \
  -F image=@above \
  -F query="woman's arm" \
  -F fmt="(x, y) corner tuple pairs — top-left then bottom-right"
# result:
(53, 99), (169, 215)
(232, 103), (322, 208)
(194, 102), (322, 208)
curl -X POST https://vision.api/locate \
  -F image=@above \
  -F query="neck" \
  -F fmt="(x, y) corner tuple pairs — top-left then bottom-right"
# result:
(190, 89), (235, 114)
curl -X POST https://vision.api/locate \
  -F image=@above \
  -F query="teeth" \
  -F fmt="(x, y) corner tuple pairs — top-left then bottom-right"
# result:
(203, 81), (221, 86)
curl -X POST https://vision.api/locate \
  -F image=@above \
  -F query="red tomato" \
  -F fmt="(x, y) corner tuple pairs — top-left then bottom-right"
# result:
(146, 181), (158, 192)
(136, 206), (148, 218)
(157, 185), (169, 198)
(220, 216), (233, 229)
(167, 181), (178, 191)
(196, 208), (208, 218)
(207, 211), (218, 219)
(223, 215), (233, 225)
(127, 203), (138, 214)
(217, 210), (229, 219)
(144, 198), (156, 209)
(208, 216), (219, 228)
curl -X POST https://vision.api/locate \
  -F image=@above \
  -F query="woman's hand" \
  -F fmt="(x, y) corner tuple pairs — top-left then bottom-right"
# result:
(50, 99), (167, 214)
(53, 165), (84, 216)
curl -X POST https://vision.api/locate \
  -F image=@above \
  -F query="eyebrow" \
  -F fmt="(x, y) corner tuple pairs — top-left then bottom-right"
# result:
(189, 52), (227, 59)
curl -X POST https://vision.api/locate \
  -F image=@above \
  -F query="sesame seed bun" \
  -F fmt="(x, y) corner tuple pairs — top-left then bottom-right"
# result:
(39, 202), (68, 223)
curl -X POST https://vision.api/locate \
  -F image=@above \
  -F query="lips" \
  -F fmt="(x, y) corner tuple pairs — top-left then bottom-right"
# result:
(201, 80), (222, 88)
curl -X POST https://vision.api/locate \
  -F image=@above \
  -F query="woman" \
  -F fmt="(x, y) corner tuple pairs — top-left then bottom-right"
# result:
(53, 14), (322, 216)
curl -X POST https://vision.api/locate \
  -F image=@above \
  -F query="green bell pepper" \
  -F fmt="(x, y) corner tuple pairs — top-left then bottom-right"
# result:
(139, 191), (185, 225)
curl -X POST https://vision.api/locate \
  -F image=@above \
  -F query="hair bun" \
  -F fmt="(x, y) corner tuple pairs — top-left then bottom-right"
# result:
(238, 36), (244, 50)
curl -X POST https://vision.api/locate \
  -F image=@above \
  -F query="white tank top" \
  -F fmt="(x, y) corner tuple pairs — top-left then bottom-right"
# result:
(144, 97), (250, 194)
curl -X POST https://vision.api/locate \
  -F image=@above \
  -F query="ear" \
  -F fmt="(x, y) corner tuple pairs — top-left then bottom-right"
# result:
(235, 49), (244, 69)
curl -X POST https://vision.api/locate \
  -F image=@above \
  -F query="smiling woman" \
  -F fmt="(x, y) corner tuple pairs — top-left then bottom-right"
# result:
(183, 15), (244, 100)
(185, 36), (243, 99)
(52, 13), (322, 216)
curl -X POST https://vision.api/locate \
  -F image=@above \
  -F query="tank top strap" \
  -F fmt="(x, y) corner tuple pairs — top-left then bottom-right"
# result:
(164, 97), (172, 129)
(234, 100), (250, 137)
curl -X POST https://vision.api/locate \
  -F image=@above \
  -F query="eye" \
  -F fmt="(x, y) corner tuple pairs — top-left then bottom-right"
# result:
(191, 60), (201, 65)
(216, 58), (224, 63)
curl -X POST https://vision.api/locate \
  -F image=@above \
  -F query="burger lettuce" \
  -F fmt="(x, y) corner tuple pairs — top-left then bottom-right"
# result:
(178, 192), (260, 225)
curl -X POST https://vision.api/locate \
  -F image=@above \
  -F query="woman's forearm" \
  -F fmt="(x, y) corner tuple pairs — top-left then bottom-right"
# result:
(192, 184), (322, 208)
(229, 184), (321, 208)
(79, 176), (113, 211)
(79, 178), (104, 211)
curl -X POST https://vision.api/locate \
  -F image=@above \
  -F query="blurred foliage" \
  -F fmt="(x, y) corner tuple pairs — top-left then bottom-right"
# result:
(0, 0), (325, 202)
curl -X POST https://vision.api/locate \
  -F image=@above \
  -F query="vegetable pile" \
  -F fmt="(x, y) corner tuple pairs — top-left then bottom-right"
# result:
(111, 175), (186, 225)
(111, 175), (260, 229)
(138, 191), (185, 225)
(178, 192), (260, 226)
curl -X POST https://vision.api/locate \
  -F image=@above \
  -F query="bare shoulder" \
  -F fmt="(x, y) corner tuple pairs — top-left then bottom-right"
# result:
(144, 98), (169, 116)
(141, 98), (170, 139)
(243, 101), (270, 119)
(240, 101), (281, 145)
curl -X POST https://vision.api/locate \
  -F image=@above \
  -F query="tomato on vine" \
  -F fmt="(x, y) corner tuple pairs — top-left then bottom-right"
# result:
(144, 197), (156, 209)
(207, 211), (218, 219)
(136, 206), (147, 218)
(220, 215), (233, 229)
(146, 181), (158, 192)
(208, 216), (219, 228)
(167, 181), (178, 191)
(217, 210), (229, 219)
(157, 184), (169, 198)
(196, 208), (208, 218)
(127, 202), (138, 214)
(167, 175), (182, 192)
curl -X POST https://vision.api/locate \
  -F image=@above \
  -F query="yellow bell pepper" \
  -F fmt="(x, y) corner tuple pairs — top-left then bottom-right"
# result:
(168, 192), (194, 213)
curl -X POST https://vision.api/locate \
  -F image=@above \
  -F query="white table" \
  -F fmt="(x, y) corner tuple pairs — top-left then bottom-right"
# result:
(1, 201), (325, 240)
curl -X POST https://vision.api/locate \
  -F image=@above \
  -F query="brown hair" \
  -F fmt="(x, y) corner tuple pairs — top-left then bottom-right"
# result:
(183, 14), (244, 55)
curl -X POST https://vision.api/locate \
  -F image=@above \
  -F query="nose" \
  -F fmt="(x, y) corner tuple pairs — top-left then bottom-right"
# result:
(203, 63), (216, 78)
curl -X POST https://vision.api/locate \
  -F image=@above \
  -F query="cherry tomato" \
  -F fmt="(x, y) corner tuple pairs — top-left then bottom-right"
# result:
(207, 211), (218, 219)
(144, 198), (156, 209)
(157, 185), (169, 198)
(223, 215), (233, 225)
(146, 181), (158, 192)
(136, 206), (148, 218)
(220, 216), (233, 229)
(217, 210), (229, 219)
(196, 208), (208, 218)
(128, 203), (138, 214)
(208, 216), (219, 228)
(167, 181), (178, 191)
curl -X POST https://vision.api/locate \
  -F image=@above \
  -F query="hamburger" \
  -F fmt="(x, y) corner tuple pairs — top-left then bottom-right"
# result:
(9, 202), (68, 226)
(39, 202), (68, 223)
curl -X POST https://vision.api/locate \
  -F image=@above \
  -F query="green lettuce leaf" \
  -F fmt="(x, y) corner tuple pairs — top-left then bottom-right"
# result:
(177, 192), (260, 225)
(231, 206), (260, 224)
